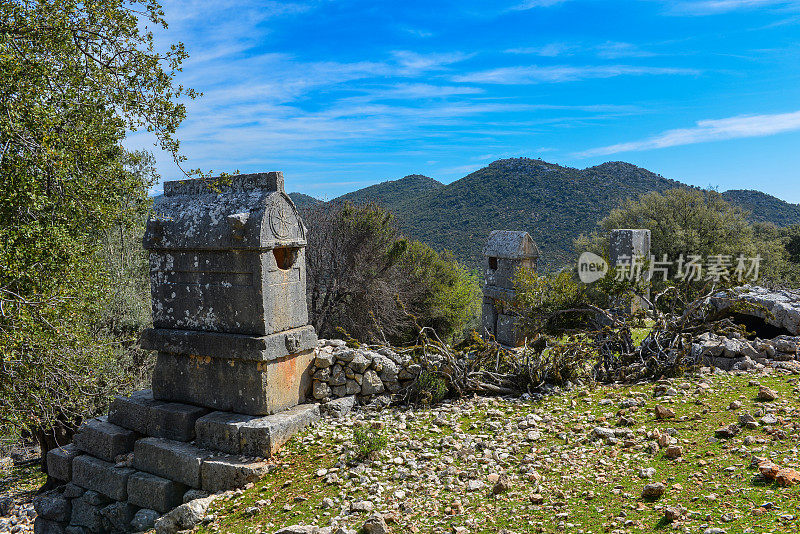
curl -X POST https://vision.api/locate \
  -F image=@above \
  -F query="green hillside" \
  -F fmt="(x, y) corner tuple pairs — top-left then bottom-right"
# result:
(722, 189), (800, 227)
(288, 192), (321, 209)
(396, 159), (686, 269)
(291, 158), (800, 270)
(335, 174), (443, 213)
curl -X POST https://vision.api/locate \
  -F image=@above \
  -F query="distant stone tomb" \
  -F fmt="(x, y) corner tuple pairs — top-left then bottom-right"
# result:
(481, 230), (539, 347)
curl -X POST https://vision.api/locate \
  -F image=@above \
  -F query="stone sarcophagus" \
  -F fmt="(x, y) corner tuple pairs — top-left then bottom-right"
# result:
(482, 230), (539, 347)
(141, 172), (317, 415)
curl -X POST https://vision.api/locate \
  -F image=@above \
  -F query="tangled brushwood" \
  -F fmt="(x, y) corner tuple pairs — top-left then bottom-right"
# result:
(395, 286), (773, 402)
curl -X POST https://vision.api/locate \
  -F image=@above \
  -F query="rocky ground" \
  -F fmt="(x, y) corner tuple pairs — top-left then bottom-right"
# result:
(0, 450), (45, 534)
(3, 368), (800, 534)
(191, 369), (800, 534)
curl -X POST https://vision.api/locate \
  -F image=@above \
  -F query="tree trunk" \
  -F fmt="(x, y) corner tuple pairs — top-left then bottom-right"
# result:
(34, 419), (77, 473)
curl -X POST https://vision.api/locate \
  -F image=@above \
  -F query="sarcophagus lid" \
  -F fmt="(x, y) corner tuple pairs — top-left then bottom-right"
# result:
(143, 171), (305, 251)
(143, 172), (309, 336)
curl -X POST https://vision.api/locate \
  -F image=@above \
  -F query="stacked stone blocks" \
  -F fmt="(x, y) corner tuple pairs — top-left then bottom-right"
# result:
(38, 389), (320, 532)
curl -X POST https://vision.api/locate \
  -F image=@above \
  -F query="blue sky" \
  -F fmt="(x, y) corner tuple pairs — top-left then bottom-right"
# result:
(128, 0), (800, 203)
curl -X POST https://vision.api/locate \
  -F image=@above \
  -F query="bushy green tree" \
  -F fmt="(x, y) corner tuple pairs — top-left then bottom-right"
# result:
(304, 202), (480, 345)
(575, 187), (800, 304)
(397, 242), (481, 343)
(577, 188), (756, 266)
(0, 0), (193, 460)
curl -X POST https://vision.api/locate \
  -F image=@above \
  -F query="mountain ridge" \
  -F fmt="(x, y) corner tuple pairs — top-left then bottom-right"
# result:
(289, 158), (800, 268)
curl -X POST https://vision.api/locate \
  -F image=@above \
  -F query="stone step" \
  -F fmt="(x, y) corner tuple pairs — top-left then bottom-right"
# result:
(148, 402), (210, 442)
(132, 437), (212, 488)
(108, 389), (162, 435)
(71, 455), (135, 501)
(46, 443), (81, 482)
(240, 403), (321, 457)
(194, 403), (320, 458)
(195, 412), (255, 454)
(127, 471), (187, 513)
(73, 417), (139, 462)
(109, 389), (210, 442)
(201, 454), (272, 493)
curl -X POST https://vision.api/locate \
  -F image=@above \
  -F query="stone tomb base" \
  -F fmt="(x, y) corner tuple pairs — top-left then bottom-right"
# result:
(35, 390), (320, 533)
(142, 325), (317, 416)
(152, 350), (314, 416)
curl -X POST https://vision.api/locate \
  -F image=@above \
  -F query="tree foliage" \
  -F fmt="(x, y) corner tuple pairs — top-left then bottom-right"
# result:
(303, 202), (480, 345)
(577, 188), (800, 287)
(0, 0), (192, 457)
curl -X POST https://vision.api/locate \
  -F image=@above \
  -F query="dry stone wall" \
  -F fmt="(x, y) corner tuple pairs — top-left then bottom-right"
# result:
(309, 340), (420, 405)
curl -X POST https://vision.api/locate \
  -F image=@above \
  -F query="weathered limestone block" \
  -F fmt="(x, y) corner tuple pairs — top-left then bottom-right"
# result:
(239, 403), (320, 457)
(194, 412), (254, 455)
(47, 444), (81, 482)
(150, 349), (315, 416)
(152, 495), (216, 534)
(322, 396), (356, 419)
(360, 371), (384, 396)
(99, 501), (138, 533)
(133, 438), (211, 488)
(130, 508), (160, 532)
(33, 490), (71, 522)
(710, 286), (800, 335)
(200, 456), (271, 493)
(32, 517), (66, 534)
(73, 417), (138, 462)
(72, 455), (135, 501)
(609, 229), (651, 267)
(127, 471), (187, 514)
(108, 389), (162, 434)
(148, 402), (210, 442)
(63, 483), (85, 499)
(496, 314), (522, 347)
(70, 492), (110, 533)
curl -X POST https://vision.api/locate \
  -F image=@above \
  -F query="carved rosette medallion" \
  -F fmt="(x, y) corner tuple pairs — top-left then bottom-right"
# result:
(269, 201), (291, 239)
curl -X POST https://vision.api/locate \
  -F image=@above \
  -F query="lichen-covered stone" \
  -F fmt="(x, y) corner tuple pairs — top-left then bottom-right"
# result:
(239, 403), (320, 457)
(72, 417), (138, 463)
(71, 455), (134, 501)
(133, 438), (211, 488)
(194, 411), (254, 454)
(127, 471), (187, 514)
(47, 444), (80, 482)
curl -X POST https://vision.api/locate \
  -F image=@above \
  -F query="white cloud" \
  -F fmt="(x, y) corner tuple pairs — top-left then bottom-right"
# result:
(596, 41), (656, 59)
(508, 0), (570, 11)
(505, 42), (579, 57)
(506, 41), (655, 59)
(665, 0), (800, 15)
(577, 109), (800, 156)
(390, 50), (472, 75)
(453, 64), (699, 84)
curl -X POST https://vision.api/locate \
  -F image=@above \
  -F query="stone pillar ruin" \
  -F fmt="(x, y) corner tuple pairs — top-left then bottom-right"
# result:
(610, 228), (652, 307)
(609, 229), (651, 270)
(140, 171), (317, 415)
(481, 230), (539, 347)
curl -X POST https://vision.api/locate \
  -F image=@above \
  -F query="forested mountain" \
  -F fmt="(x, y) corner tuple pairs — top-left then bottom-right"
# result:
(288, 158), (799, 268)
(288, 192), (321, 209)
(722, 189), (800, 227)
(335, 174), (443, 213)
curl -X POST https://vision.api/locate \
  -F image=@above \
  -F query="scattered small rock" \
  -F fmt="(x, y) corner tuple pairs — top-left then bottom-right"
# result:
(757, 386), (778, 401)
(641, 483), (666, 499)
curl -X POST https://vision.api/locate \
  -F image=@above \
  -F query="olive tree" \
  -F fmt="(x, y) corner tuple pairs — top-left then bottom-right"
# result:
(0, 0), (195, 462)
